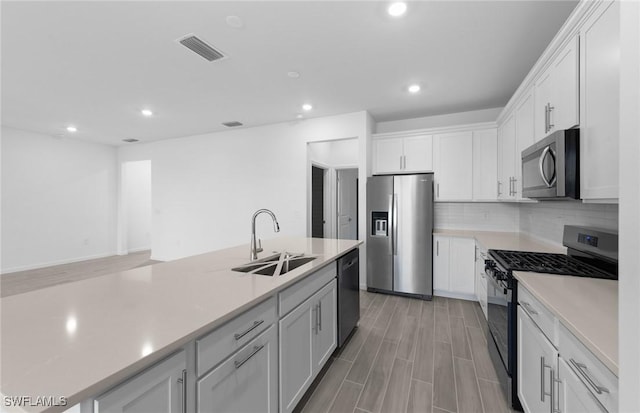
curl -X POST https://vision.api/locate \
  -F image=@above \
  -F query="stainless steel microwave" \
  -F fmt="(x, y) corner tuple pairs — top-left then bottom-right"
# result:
(521, 129), (579, 200)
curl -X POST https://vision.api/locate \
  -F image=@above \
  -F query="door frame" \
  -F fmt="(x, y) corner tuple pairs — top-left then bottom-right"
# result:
(308, 161), (335, 238)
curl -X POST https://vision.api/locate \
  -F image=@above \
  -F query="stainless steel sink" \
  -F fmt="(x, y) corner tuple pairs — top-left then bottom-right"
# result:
(232, 253), (317, 276)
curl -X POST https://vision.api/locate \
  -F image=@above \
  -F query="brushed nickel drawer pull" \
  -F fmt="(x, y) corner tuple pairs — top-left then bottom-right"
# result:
(570, 359), (610, 394)
(522, 301), (539, 315)
(234, 344), (265, 369)
(234, 320), (264, 340)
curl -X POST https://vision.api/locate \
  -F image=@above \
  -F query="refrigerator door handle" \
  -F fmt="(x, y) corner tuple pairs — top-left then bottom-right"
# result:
(388, 194), (394, 255)
(392, 193), (398, 255)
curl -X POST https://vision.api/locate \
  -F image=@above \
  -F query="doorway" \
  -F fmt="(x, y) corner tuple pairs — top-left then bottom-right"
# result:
(337, 168), (358, 240)
(311, 165), (326, 238)
(120, 160), (152, 254)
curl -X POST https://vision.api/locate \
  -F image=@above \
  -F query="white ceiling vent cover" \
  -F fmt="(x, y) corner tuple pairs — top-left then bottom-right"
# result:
(178, 34), (225, 62)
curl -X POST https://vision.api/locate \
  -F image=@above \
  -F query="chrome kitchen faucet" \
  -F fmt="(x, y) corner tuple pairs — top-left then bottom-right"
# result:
(250, 209), (280, 260)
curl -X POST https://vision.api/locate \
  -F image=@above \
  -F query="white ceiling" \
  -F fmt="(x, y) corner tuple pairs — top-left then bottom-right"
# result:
(1, 1), (578, 146)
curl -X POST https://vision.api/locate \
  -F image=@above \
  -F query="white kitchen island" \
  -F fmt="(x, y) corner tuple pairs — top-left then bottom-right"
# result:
(0, 237), (361, 413)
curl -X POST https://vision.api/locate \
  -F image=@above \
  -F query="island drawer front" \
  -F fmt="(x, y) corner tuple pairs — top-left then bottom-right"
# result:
(279, 262), (337, 317)
(197, 296), (277, 377)
(518, 285), (557, 346)
(558, 323), (618, 412)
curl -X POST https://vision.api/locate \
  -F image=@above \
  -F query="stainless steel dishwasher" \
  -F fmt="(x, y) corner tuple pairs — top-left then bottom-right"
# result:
(337, 248), (360, 348)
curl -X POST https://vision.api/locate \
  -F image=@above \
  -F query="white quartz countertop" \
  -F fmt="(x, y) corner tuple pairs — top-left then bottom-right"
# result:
(514, 271), (618, 376)
(433, 229), (566, 254)
(0, 237), (361, 412)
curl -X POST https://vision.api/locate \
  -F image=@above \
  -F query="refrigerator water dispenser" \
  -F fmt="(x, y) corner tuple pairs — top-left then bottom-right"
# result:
(371, 211), (388, 236)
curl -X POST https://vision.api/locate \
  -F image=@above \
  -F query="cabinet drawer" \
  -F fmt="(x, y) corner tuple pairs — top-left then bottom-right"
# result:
(197, 297), (276, 376)
(558, 323), (618, 412)
(518, 285), (557, 345)
(197, 325), (278, 413)
(279, 262), (336, 317)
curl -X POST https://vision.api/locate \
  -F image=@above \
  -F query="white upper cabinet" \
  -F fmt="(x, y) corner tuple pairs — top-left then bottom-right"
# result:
(534, 34), (580, 141)
(372, 135), (433, 174)
(514, 90), (535, 201)
(403, 135), (434, 172)
(472, 128), (498, 201)
(579, 0), (620, 201)
(497, 114), (516, 200)
(434, 131), (473, 201)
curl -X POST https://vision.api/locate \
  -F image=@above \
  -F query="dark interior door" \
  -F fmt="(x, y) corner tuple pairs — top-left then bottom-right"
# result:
(311, 166), (324, 238)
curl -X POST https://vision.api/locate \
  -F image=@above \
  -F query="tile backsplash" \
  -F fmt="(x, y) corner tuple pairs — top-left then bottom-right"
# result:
(435, 203), (520, 232)
(435, 201), (618, 246)
(519, 202), (618, 245)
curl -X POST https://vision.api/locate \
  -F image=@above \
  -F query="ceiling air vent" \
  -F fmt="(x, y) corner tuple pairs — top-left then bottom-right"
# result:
(178, 34), (225, 62)
(222, 121), (243, 127)
(122, 138), (139, 143)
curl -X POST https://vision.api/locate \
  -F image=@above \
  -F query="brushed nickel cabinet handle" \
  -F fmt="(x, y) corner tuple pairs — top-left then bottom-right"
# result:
(234, 344), (265, 369)
(318, 301), (322, 331)
(569, 359), (610, 394)
(177, 369), (187, 413)
(234, 320), (264, 340)
(522, 301), (539, 315)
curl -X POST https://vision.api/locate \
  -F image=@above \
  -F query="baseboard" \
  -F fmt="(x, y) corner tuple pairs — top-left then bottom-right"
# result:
(433, 289), (478, 302)
(359, 283), (367, 290)
(1, 251), (116, 274)
(127, 247), (152, 254)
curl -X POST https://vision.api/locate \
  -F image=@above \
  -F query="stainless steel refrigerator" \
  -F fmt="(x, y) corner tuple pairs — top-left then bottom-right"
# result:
(366, 173), (434, 299)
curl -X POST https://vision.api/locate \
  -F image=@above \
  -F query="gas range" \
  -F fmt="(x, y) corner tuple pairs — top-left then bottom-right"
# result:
(487, 249), (617, 280)
(482, 226), (618, 411)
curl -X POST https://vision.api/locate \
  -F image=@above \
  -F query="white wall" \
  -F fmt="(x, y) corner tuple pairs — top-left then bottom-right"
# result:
(308, 138), (358, 168)
(118, 112), (369, 264)
(375, 107), (503, 134)
(1, 127), (117, 272)
(618, 1), (640, 410)
(122, 160), (151, 253)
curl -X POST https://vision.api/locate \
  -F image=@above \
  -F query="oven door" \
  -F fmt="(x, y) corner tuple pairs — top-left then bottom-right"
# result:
(486, 274), (511, 372)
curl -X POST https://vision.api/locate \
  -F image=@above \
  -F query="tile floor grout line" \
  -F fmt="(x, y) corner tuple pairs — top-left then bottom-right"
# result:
(448, 301), (461, 413)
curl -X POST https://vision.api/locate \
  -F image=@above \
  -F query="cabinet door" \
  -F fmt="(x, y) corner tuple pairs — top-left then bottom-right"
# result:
(279, 298), (314, 413)
(433, 236), (450, 292)
(580, 0), (620, 200)
(472, 128), (498, 201)
(497, 114), (516, 200)
(94, 351), (186, 413)
(534, 65), (555, 141)
(448, 237), (475, 296)
(373, 138), (404, 174)
(558, 358), (607, 413)
(197, 326), (278, 413)
(515, 91), (535, 200)
(551, 35), (580, 132)
(403, 135), (433, 172)
(312, 280), (337, 372)
(518, 307), (558, 413)
(434, 131), (473, 201)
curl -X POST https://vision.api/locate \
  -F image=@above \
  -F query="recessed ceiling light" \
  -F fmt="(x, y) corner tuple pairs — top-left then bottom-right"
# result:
(66, 126), (77, 132)
(302, 103), (313, 111)
(141, 109), (153, 117)
(408, 84), (421, 93)
(296, 114), (304, 119)
(226, 15), (244, 29)
(287, 71), (300, 78)
(388, 2), (407, 17)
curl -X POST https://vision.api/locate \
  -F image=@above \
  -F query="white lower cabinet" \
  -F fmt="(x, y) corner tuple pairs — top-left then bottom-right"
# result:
(517, 306), (558, 413)
(94, 350), (187, 413)
(280, 279), (337, 413)
(197, 325), (278, 413)
(433, 235), (475, 298)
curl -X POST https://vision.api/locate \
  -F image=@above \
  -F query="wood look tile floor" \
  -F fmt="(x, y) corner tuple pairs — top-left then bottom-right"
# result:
(1, 251), (161, 297)
(298, 291), (514, 413)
